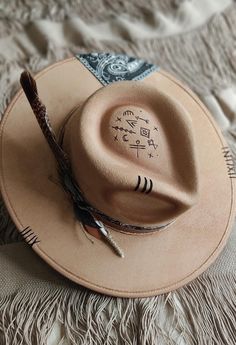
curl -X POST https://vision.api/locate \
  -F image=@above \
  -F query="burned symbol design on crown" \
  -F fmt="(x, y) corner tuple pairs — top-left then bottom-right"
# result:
(135, 115), (149, 124)
(140, 127), (150, 138)
(123, 110), (134, 116)
(111, 107), (159, 160)
(129, 140), (146, 158)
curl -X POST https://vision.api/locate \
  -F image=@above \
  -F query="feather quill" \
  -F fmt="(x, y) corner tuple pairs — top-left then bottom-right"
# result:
(20, 70), (70, 172)
(20, 70), (124, 258)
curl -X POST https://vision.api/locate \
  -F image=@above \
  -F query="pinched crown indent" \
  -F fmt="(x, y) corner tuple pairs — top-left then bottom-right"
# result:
(63, 81), (199, 227)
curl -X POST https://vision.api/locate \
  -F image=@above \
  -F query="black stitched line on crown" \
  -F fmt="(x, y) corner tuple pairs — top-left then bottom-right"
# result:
(141, 177), (148, 193)
(222, 147), (236, 178)
(19, 227), (40, 247)
(134, 175), (141, 191)
(146, 179), (153, 194)
(134, 176), (153, 193)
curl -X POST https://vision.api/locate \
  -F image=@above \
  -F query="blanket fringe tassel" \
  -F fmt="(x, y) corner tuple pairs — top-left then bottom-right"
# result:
(1, 273), (236, 344)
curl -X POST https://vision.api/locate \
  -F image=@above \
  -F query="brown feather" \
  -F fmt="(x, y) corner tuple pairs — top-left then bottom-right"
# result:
(19, 70), (70, 171)
(20, 70), (38, 105)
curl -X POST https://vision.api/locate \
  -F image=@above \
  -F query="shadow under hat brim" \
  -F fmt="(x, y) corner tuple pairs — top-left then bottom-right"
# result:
(0, 57), (235, 297)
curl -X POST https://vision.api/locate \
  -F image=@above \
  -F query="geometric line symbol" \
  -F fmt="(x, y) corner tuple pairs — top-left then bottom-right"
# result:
(147, 138), (158, 150)
(112, 126), (136, 134)
(134, 175), (153, 194)
(141, 177), (148, 193)
(135, 115), (149, 124)
(140, 127), (150, 138)
(222, 146), (236, 178)
(122, 134), (129, 142)
(19, 226), (40, 247)
(129, 140), (146, 158)
(146, 179), (153, 194)
(126, 119), (138, 128)
(123, 110), (134, 116)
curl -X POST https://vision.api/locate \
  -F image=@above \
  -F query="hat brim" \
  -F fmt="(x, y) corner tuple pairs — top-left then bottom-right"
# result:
(0, 57), (235, 297)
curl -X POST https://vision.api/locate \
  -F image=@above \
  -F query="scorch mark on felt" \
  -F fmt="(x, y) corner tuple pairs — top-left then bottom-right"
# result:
(222, 147), (236, 178)
(134, 175), (153, 194)
(112, 126), (136, 134)
(20, 226), (40, 246)
(126, 119), (138, 128)
(123, 110), (134, 116)
(140, 127), (150, 138)
(129, 140), (146, 158)
(135, 115), (149, 124)
(147, 139), (158, 150)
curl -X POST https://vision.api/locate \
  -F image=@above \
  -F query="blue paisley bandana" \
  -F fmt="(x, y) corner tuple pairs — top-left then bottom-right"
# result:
(76, 52), (158, 85)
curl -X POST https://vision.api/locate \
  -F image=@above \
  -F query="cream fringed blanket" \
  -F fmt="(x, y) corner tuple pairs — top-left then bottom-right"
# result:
(1, 1), (236, 344)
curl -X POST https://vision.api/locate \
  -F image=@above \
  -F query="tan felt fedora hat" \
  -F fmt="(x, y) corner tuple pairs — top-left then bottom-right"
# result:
(0, 53), (236, 298)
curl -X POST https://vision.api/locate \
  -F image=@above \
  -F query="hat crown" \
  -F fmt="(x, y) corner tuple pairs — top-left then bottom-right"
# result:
(62, 81), (199, 229)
